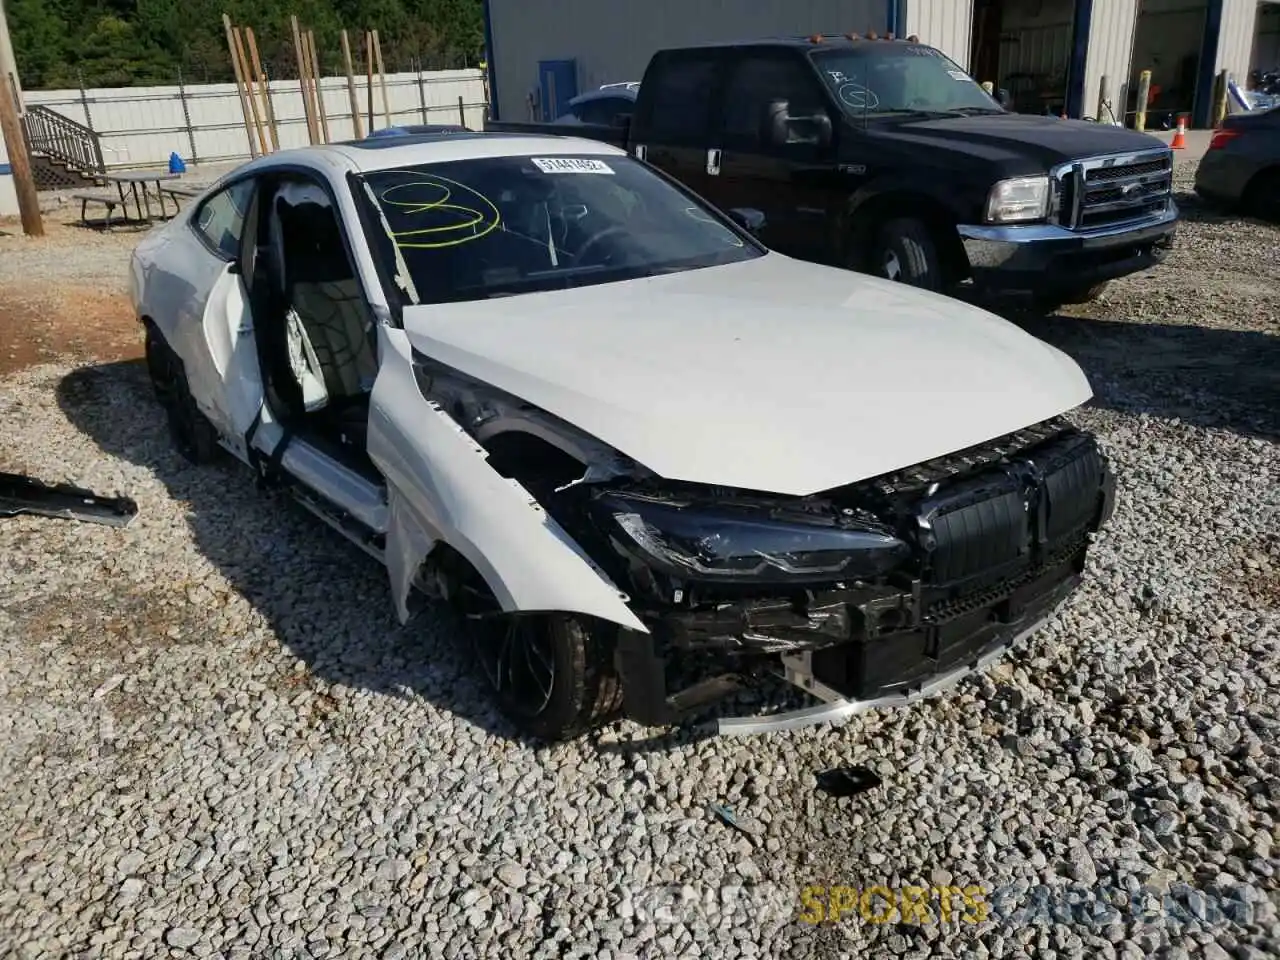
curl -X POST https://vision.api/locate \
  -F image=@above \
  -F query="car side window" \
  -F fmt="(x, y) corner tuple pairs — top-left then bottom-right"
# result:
(193, 179), (256, 259)
(721, 53), (829, 150)
(644, 54), (718, 141)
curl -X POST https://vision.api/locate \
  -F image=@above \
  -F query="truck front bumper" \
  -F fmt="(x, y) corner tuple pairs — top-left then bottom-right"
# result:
(958, 203), (1178, 296)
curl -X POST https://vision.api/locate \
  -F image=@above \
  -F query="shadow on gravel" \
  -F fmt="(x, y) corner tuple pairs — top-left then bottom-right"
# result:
(1008, 313), (1280, 443)
(54, 359), (803, 752)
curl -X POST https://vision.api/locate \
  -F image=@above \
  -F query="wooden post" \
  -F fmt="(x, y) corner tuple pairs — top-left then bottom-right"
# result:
(1134, 69), (1151, 132)
(372, 30), (391, 127)
(246, 28), (279, 151)
(0, 70), (42, 236)
(307, 31), (330, 143)
(1097, 75), (1109, 124)
(458, 94), (465, 126)
(232, 26), (269, 155)
(341, 30), (365, 139)
(291, 16), (317, 144)
(1214, 69), (1229, 127)
(365, 32), (375, 132)
(223, 14), (259, 157)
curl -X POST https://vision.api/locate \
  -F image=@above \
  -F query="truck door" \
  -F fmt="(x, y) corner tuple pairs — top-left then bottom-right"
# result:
(630, 50), (724, 200)
(702, 49), (842, 264)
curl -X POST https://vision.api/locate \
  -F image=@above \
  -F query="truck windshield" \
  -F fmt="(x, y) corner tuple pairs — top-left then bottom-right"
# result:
(356, 154), (762, 305)
(811, 46), (1004, 118)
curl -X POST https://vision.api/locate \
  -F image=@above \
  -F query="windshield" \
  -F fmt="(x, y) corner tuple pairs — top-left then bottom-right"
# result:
(811, 47), (1004, 118)
(356, 154), (762, 305)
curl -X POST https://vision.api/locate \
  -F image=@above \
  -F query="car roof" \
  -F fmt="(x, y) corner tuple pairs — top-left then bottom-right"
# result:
(320, 133), (629, 172)
(657, 36), (930, 56)
(568, 87), (639, 107)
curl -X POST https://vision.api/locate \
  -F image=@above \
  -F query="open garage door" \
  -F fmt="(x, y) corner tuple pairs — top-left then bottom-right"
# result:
(1129, 0), (1209, 129)
(970, 0), (1078, 116)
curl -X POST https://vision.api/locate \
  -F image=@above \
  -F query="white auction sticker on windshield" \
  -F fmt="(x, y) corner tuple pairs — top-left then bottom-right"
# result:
(948, 70), (973, 81)
(531, 157), (615, 174)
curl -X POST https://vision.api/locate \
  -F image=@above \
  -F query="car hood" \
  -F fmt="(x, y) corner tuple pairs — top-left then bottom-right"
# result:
(401, 254), (1092, 497)
(869, 113), (1169, 169)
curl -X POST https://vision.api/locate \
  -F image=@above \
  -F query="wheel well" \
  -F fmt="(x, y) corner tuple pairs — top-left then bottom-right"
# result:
(846, 193), (969, 283)
(1244, 164), (1280, 199)
(482, 431), (586, 499)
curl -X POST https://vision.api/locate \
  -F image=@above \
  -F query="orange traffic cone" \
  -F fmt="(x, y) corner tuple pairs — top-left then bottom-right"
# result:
(1171, 115), (1187, 149)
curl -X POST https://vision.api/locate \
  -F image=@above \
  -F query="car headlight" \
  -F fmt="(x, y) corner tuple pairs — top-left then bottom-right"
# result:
(592, 491), (910, 584)
(985, 176), (1050, 223)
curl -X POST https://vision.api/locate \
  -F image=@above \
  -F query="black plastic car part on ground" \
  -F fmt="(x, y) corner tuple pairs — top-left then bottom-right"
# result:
(487, 35), (1179, 305)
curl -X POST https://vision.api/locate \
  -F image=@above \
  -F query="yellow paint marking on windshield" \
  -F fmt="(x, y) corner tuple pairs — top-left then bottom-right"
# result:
(378, 174), (502, 250)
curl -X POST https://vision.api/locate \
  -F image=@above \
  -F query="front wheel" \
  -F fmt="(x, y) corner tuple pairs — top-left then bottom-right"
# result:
(469, 612), (624, 741)
(869, 218), (945, 291)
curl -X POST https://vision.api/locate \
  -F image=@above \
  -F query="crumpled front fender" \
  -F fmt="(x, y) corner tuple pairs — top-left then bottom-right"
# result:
(367, 327), (647, 634)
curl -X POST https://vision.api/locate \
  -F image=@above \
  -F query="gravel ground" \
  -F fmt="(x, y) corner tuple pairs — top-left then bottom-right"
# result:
(0, 160), (1277, 959)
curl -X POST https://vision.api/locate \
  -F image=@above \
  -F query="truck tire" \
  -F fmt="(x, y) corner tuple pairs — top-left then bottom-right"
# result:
(145, 327), (220, 465)
(871, 218), (944, 292)
(470, 609), (624, 741)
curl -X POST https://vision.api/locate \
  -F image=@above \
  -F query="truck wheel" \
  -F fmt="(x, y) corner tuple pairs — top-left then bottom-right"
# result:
(145, 327), (220, 465)
(471, 612), (624, 741)
(871, 218), (944, 292)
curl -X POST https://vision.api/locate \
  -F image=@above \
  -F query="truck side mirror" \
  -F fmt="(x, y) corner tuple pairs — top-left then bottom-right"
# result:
(997, 88), (1013, 109)
(763, 99), (833, 147)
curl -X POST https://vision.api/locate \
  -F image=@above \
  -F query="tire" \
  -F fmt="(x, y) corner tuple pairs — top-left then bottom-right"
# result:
(469, 612), (624, 741)
(870, 218), (945, 291)
(1242, 168), (1280, 221)
(145, 327), (220, 465)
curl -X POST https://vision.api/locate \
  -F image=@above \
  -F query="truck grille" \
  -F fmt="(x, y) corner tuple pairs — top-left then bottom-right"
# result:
(1054, 150), (1173, 230)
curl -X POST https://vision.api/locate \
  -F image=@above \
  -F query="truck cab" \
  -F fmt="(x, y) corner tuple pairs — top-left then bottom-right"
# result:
(622, 35), (1179, 307)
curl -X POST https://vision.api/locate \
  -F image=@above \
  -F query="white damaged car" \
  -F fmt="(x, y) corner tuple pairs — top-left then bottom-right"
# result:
(130, 133), (1115, 740)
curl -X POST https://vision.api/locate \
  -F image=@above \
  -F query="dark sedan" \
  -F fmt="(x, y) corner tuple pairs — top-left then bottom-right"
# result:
(1194, 107), (1280, 220)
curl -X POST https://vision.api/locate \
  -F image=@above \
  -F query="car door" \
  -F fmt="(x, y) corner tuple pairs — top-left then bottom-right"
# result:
(704, 50), (841, 263)
(149, 177), (269, 461)
(630, 50), (724, 200)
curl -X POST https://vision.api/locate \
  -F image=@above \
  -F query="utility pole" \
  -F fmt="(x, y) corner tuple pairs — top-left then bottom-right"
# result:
(0, 0), (42, 236)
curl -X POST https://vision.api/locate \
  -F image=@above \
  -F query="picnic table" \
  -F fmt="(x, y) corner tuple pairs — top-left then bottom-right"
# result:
(104, 170), (181, 222)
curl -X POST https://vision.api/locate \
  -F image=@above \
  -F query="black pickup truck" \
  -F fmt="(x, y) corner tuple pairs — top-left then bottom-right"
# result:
(488, 35), (1180, 308)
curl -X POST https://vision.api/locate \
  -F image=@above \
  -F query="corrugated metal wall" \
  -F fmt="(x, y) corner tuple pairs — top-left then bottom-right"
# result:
(1086, 0), (1141, 123)
(902, 0), (976, 67)
(1216, 0), (1263, 81)
(487, 0), (887, 120)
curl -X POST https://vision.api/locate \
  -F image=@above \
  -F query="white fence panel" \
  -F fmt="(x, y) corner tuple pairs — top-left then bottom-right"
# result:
(25, 69), (487, 171)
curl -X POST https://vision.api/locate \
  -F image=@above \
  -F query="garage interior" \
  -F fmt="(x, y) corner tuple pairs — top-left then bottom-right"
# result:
(1254, 1), (1280, 74)
(1129, 0), (1210, 128)
(969, 0), (1080, 117)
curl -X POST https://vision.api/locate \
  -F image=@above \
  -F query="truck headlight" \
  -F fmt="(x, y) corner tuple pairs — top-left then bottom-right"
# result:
(592, 490), (910, 584)
(985, 176), (1050, 223)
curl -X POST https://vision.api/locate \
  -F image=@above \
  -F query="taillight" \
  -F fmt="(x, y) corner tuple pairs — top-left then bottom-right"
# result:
(1208, 129), (1242, 150)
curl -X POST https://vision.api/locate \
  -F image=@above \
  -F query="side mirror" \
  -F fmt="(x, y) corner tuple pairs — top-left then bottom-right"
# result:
(764, 98), (833, 147)
(727, 207), (766, 235)
(997, 88), (1013, 109)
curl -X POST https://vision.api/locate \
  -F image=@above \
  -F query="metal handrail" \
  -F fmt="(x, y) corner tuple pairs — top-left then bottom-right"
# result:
(21, 105), (106, 178)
